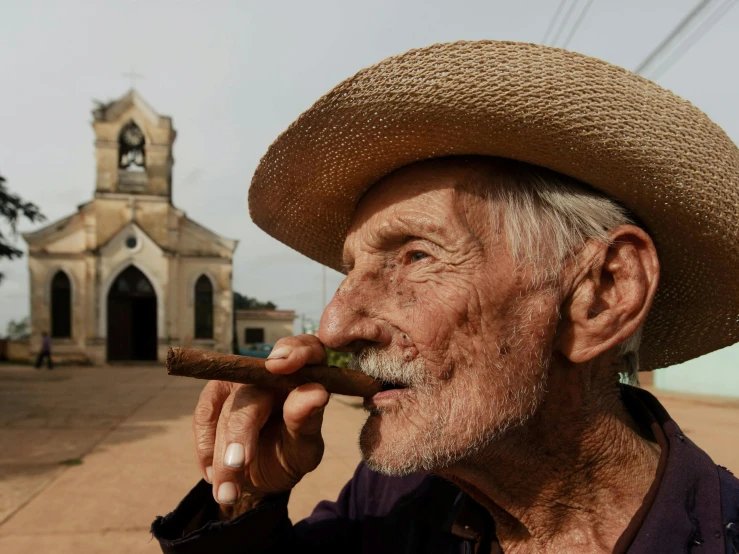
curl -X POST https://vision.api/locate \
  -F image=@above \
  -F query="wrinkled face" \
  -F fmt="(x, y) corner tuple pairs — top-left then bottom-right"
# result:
(318, 159), (562, 475)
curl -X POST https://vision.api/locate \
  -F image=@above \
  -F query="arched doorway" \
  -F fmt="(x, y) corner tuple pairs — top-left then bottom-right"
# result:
(107, 265), (157, 361)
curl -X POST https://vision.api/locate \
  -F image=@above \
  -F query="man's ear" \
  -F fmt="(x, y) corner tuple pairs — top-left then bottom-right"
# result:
(556, 225), (660, 364)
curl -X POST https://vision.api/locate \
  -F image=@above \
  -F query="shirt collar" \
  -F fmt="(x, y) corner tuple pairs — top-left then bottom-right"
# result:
(616, 385), (724, 553)
(446, 385), (725, 553)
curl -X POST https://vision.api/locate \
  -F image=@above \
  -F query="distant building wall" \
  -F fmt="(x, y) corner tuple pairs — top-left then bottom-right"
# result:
(235, 310), (295, 350)
(28, 256), (89, 361)
(653, 343), (739, 398)
(6, 339), (30, 363)
(176, 259), (233, 354)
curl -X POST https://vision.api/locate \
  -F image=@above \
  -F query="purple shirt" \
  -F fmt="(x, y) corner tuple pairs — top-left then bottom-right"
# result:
(152, 386), (739, 553)
(41, 336), (51, 352)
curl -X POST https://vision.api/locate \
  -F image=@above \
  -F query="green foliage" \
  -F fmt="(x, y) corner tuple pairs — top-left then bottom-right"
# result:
(5, 317), (30, 340)
(92, 98), (116, 116)
(0, 174), (45, 284)
(326, 348), (352, 369)
(233, 291), (277, 310)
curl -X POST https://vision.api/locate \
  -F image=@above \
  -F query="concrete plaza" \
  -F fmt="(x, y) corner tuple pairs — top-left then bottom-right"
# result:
(0, 363), (736, 553)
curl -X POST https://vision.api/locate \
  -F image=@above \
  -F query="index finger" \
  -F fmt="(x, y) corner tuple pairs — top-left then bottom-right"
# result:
(193, 380), (232, 482)
(264, 334), (327, 375)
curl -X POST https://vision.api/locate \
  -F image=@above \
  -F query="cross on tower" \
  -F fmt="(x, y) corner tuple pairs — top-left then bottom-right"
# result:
(123, 66), (145, 89)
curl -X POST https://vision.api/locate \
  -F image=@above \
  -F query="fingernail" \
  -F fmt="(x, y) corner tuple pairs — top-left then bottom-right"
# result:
(224, 443), (245, 468)
(217, 482), (238, 504)
(267, 346), (291, 359)
(205, 466), (213, 483)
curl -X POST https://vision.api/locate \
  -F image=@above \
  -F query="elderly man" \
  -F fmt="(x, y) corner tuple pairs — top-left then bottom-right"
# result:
(152, 42), (739, 553)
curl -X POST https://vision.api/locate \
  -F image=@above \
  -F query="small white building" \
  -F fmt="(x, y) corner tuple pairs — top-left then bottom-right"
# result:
(235, 309), (296, 350)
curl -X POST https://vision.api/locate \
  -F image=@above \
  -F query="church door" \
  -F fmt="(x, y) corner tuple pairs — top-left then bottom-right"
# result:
(107, 266), (158, 361)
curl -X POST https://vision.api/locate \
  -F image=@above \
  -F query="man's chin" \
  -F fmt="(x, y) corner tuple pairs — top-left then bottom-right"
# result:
(358, 412), (428, 476)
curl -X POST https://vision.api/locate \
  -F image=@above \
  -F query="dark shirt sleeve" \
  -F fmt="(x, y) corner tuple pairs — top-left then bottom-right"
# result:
(151, 471), (362, 554)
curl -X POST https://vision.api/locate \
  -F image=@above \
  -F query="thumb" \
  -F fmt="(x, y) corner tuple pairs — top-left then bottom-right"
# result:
(282, 383), (330, 439)
(280, 384), (329, 475)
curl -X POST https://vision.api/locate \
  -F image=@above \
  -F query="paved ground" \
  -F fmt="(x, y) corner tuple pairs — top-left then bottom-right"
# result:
(0, 363), (365, 553)
(0, 363), (736, 553)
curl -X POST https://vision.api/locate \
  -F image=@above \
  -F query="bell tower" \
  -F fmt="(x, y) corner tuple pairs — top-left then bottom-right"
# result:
(92, 90), (176, 198)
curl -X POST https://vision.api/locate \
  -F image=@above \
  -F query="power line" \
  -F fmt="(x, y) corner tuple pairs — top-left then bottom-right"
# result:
(542, 0), (569, 45)
(562, 0), (596, 49)
(551, 0), (582, 47)
(634, 0), (714, 75)
(648, 0), (738, 80)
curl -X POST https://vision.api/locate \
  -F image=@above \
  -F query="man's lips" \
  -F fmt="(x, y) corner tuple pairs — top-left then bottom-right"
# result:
(364, 380), (410, 408)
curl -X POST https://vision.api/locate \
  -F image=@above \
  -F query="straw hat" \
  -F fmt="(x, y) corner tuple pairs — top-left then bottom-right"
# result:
(248, 40), (739, 371)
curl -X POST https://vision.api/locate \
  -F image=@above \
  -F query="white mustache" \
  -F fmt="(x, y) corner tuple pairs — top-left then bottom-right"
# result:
(350, 348), (430, 388)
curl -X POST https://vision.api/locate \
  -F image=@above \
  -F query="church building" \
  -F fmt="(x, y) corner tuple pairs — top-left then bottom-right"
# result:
(23, 91), (237, 364)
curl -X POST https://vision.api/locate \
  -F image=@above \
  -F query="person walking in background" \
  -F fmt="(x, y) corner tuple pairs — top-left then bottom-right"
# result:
(35, 332), (53, 370)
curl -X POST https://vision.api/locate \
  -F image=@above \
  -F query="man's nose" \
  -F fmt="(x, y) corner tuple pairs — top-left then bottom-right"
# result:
(318, 270), (394, 352)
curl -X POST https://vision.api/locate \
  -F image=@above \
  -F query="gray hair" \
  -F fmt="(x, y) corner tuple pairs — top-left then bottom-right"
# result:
(473, 158), (643, 383)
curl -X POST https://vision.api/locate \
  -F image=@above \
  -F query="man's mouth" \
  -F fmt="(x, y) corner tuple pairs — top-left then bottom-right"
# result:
(363, 379), (410, 410)
(380, 379), (407, 392)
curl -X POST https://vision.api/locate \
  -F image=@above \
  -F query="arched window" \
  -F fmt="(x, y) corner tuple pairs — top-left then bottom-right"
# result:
(194, 275), (214, 339)
(118, 121), (146, 171)
(51, 271), (71, 338)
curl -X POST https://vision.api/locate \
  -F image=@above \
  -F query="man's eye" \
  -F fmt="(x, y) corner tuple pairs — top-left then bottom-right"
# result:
(409, 251), (429, 263)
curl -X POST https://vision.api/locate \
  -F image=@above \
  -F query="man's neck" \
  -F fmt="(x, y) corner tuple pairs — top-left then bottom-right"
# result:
(439, 362), (661, 554)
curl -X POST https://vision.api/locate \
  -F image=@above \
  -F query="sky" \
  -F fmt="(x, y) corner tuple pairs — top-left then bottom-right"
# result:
(0, 0), (738, 369)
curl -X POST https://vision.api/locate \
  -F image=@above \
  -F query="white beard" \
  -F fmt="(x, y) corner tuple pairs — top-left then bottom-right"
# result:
(352, 338), (550, 476)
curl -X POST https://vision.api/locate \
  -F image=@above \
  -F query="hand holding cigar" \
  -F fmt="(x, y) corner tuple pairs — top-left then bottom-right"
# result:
(166, 347), (382, 397)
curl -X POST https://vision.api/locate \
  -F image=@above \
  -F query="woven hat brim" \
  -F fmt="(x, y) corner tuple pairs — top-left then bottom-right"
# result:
(248, 40), (739, 371)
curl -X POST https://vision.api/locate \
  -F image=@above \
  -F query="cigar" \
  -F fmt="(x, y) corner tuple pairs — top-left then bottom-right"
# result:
(166, 347), (382, 398)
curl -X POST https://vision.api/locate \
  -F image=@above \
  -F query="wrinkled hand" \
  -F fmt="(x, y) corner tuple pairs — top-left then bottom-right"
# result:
(193, 334), (330, 510)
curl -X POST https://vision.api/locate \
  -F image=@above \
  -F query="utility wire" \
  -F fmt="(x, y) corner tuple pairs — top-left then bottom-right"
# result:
(648, 0), (738, 80)
(634, 0), (714, 75)
(551, 0), (582, 47)
(542, 0), (569, 45)
(562, 0), (596, 49)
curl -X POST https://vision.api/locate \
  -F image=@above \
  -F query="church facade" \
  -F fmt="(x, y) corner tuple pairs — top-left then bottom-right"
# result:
(23, 91), (237, 364)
